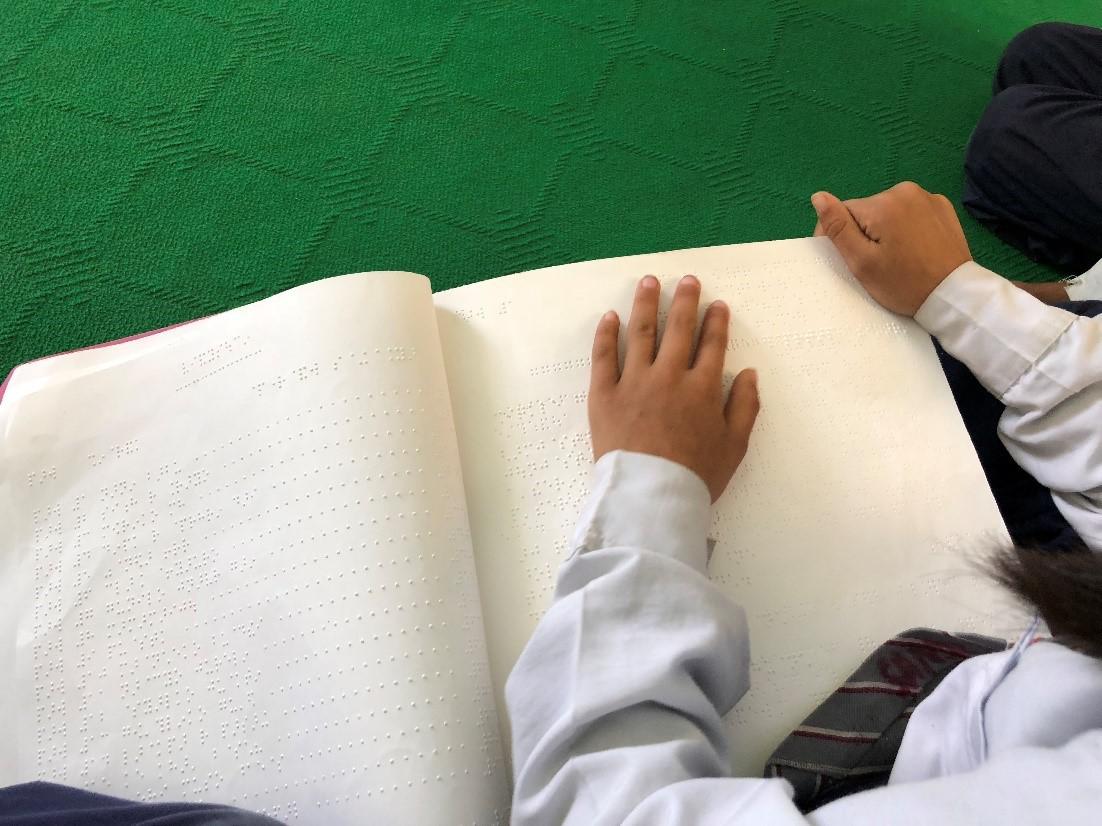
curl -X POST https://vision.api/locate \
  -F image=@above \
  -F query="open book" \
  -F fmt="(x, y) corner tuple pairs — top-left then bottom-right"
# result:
(0, 238), (1015, 824)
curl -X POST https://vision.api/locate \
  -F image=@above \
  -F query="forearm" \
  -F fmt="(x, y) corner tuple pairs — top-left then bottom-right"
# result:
(505, 451), (779, 824)
(1010, 257), (1102, 304)
(1011, 281), (1070, 304)
(505, 451), (1102, 825)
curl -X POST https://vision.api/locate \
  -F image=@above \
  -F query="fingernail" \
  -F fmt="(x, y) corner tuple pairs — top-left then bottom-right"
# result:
(602, 310), (618, 322)
(710, 299), (728, 312)
(810, 192), (828, 215)
(681, 274), (699, 287)
(641, 275), (659, 289)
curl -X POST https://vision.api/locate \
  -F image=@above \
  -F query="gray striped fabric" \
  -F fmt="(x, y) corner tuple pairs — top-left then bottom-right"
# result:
(765, 628), (1008, 811)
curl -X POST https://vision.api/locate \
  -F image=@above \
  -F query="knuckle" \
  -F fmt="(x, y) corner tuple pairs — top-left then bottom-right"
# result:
(658, 366), (689, 388)
(703, 324), (726, 345)
(850, 247), (873, 274)
(592, 326), (614, 349)
(823, 216), (847, 238)
(668, 311), (692, 330)
(653, 358), (679, 377)
(738, 389), (760, 417)
(634, 319), (656, 338)
(592, 341), (614, 360)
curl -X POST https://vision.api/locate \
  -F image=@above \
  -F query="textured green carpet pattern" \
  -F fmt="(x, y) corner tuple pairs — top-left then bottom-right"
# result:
(2, 1), (1101, 380)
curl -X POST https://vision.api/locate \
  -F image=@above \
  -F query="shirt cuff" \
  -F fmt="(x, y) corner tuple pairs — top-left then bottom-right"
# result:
(914, 261), (1076, 399)
(571, 450), (713, 573)
(1065, 258), (1102, 301)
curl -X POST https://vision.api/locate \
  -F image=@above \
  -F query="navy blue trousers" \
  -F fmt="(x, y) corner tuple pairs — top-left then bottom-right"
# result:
(0, 782), (282, 825)
(964, 23), (1102, 273)
(937, 300), (1102, 552)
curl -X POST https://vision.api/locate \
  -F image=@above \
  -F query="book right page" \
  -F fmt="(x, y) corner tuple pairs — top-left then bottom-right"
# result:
(434, 237), (1021, 777)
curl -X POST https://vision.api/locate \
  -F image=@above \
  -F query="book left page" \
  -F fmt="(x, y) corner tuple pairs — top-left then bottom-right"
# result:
(0, 273), (508, 825)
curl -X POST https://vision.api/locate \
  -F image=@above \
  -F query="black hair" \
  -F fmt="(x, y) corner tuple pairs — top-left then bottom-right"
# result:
(989, 545), (1102, 659)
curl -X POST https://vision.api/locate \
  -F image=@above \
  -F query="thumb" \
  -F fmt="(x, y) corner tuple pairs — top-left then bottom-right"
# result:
(725, 368), (760, 446)
(811, 191), (873, 273)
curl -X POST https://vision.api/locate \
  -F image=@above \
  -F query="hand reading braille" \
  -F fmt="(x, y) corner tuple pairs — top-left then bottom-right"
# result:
(587, 274), (760, 503)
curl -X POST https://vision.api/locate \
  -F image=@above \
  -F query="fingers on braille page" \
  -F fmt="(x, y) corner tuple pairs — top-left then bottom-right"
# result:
(725, 368), (760, 436)
(657, 275), (702, 368)
(434, 245), (1007, 784)
(590, 310), (620, 390)
(693, 300), (729, 377)
(624, 275), (660, 372)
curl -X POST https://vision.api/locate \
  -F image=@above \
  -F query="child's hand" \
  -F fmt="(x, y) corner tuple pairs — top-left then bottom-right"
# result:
(811, 181), (973, 316)
(588, 274), (760, 503)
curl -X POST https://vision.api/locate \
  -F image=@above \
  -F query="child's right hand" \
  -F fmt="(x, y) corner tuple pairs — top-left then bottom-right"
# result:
(587, 275), (760, 504)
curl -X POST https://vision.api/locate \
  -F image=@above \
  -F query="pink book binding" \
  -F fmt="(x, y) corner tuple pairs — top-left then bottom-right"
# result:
(0, 319), (201, 406)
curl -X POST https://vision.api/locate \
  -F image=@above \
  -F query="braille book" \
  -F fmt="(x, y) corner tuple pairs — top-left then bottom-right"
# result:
(0, 238), (1014, 824)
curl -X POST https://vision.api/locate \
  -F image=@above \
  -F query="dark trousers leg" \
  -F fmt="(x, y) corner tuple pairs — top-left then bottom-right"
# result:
(936, 300), (1102, 551)
(963, 23), (1102, 273)
(0, 782), (283, 826)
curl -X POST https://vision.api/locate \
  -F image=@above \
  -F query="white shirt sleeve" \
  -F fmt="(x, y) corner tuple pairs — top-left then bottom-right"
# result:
(506, 450), (796, 825)
(914, 262), (1102, 550)
(1065, 259), (1102, 301)
(505, 450), (1102, 825)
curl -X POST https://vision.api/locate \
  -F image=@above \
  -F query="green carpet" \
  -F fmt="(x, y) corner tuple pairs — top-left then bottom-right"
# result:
(2, 1), (1101, 381)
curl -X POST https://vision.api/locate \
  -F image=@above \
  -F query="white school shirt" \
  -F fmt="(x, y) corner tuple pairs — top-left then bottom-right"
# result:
(506, 264), (1102, 824)
(915, 262), (1102, 550)
(1066, 257), (1102, 304)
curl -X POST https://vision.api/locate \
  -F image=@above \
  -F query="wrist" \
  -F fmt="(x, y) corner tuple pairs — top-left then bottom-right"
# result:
(1012, 281), (1071, 304)
(572, 450), (713, 572)
(915, 261), (1076, 398)
(920, 254), (973, 313)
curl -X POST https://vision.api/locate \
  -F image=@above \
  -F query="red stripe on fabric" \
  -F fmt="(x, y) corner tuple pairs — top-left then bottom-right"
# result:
(837, 684), (920, 697)
(792, 728), (879, 744)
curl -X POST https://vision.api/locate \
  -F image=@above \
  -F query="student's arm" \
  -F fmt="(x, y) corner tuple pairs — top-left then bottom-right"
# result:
(1010, 280), (1070, 303)
(506, 273), (795, 824)
(1008, 257), (1101, 303)
(813, 183), (1102, 550)
(506, 273), (1102, 825)
(506, 493), (1102, 826)
(506, 449), (809, 825)
(915, 265), (1102, 549)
